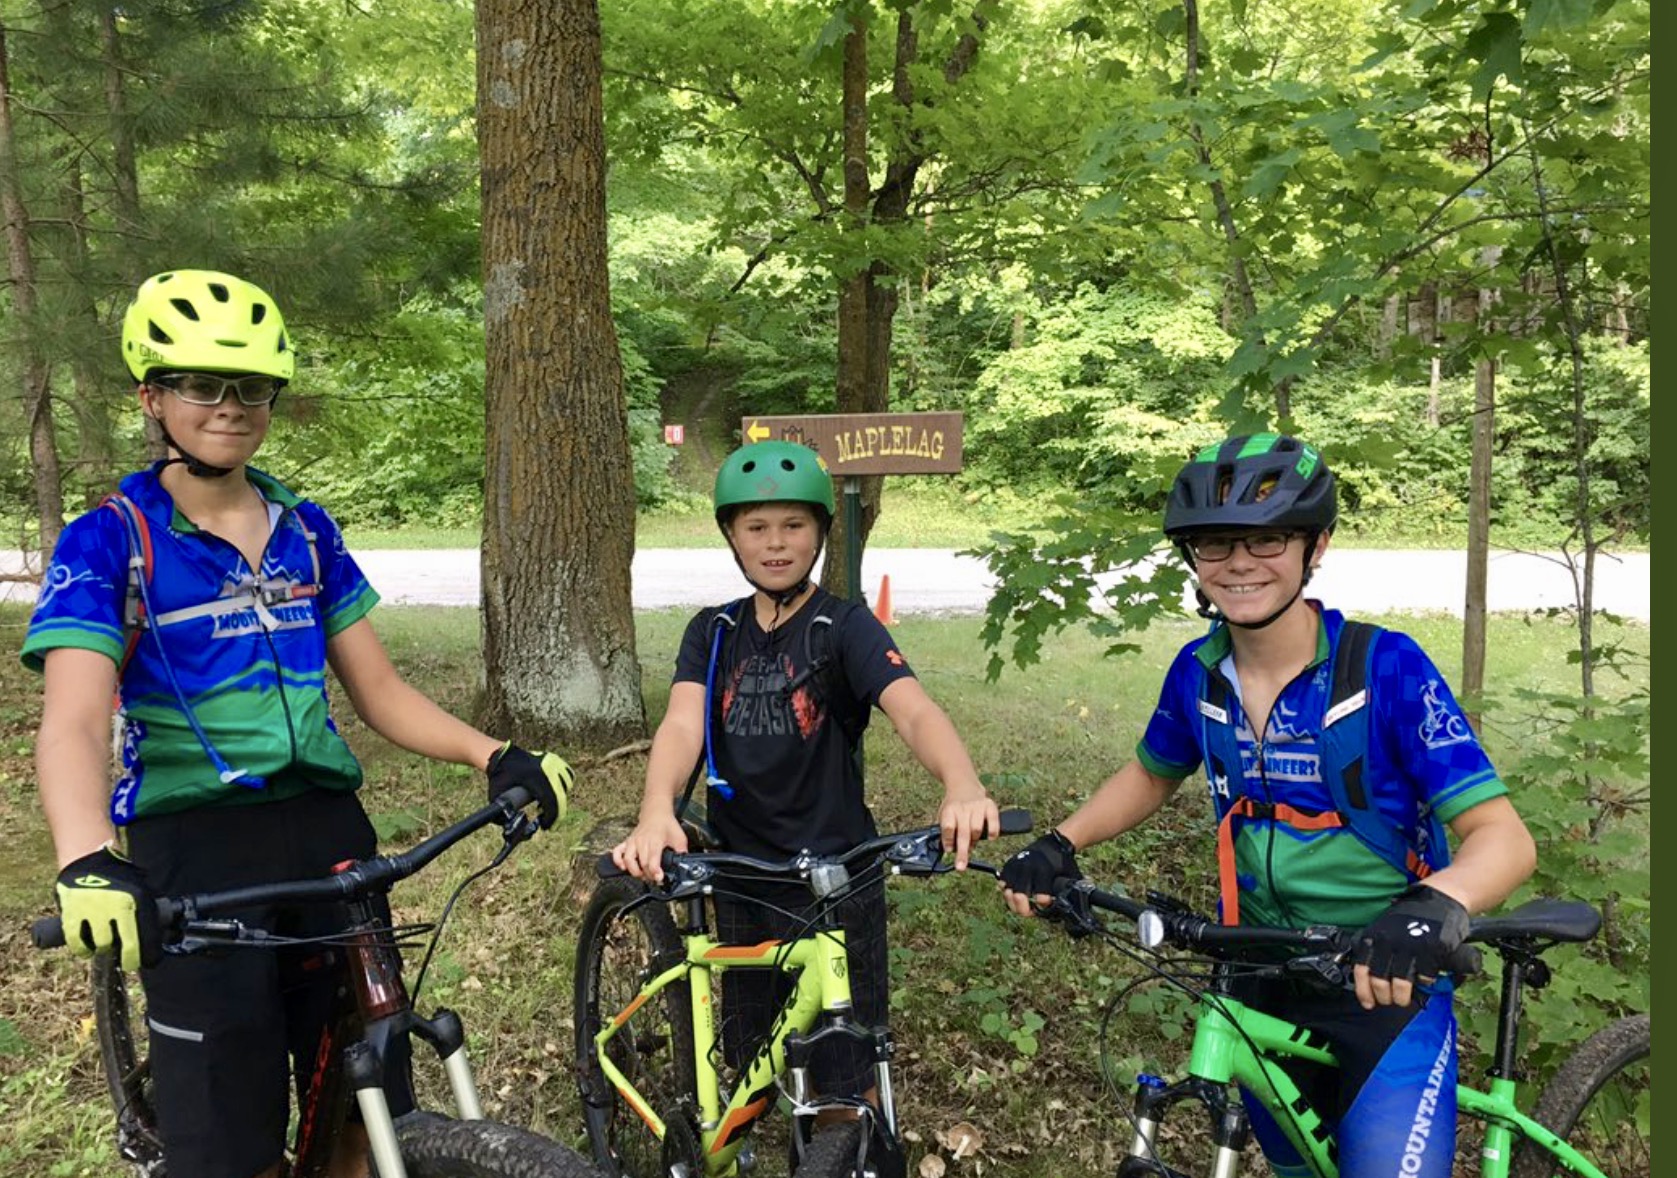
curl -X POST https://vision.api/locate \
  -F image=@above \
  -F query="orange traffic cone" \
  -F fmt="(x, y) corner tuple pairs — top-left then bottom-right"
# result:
(873, 575), (896, 625)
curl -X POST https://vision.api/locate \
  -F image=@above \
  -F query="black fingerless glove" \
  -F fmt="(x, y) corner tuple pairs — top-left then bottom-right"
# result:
(1000, 829), (1083, 898)
(1351, 884), (1471, 983)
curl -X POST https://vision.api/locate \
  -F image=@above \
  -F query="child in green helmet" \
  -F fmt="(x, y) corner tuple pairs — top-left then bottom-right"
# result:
(26, 269), (575, 1178)
(613, 439), (1000, 1107)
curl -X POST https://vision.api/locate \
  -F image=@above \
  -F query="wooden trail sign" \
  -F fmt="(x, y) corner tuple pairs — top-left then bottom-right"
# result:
(739, 412), (964, 476)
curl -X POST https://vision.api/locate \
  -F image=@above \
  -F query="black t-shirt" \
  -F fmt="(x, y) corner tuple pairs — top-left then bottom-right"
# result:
(674, 587), (916, 860)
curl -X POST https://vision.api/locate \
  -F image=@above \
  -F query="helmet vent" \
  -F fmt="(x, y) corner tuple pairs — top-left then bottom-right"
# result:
(251, 304), (267, 325)
(216, 339), (249, 349)
(208, 282), (230, 302)
(780, 458), (796, 471)
(170, 298), (200, 321)
(148, 322), (174, 346)
(741, 460), (758, 473)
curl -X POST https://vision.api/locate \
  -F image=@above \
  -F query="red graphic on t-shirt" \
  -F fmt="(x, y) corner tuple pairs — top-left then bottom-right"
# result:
(885, 649), (905, 666)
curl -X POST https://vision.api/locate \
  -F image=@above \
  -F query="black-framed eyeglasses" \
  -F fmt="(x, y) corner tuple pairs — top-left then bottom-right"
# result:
(149, 373), (282, 407)
(1185, 531), (1298, 562)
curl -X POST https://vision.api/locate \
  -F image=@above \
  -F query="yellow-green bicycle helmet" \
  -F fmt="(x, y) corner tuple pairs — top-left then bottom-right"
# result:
(122, 270), (294, 382)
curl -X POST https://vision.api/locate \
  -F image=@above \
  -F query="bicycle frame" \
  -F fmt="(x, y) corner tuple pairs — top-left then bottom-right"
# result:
(1135, 988), (1611, 1178)
(592, 920), (872, 1177)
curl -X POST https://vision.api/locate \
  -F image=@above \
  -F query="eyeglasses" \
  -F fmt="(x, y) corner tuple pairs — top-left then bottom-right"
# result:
(149, 373), (282, 407)
(1185, 532), (1299, 562)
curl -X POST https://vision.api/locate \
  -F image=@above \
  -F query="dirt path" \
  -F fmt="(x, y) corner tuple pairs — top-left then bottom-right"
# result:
(660, 364), (738, 489)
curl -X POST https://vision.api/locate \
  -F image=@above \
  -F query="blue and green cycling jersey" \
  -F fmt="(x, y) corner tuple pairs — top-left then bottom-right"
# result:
(22, 464), (377, 823)
(1137, 605), (1506, 928)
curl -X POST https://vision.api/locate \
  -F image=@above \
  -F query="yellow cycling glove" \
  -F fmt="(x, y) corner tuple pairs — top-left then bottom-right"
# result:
(55, 846), (161, 972)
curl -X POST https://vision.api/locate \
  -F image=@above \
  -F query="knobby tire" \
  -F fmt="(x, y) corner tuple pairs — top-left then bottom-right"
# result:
(92, 955), (167, 1176)
(791, 1123), (866, 1178)
(391, 1117), (603, 1177)
(1511, 1012), (1651, 1178)
(574, 875), (697, 1178)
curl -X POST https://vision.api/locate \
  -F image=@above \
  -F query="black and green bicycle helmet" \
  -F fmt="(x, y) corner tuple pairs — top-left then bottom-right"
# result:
(713, 440), (835, 527)
(1163, 433), (1337, 538)
(1165, 434), (1337, 631)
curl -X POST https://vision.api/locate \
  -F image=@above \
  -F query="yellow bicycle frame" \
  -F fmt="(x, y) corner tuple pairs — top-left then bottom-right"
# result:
(593, 924), (857, 1177)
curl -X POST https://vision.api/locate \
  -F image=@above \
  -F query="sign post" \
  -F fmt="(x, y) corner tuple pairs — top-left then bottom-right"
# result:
(739, 412), (964, 602)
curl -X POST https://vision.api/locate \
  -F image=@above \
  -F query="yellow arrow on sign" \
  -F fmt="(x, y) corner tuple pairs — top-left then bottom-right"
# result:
(746, 419), (771, 442)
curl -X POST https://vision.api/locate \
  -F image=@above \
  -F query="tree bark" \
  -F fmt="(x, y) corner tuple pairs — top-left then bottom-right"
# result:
(1, 20), (65, 553)
(475, 0), (644, 749)
(1461, 253), (1498, 729)
(827, 9), (984, 601)
(828, 6), (874, 602)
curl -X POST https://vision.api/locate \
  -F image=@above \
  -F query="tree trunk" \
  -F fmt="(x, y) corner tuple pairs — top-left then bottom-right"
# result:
(1461, 254), (1498, 729)
(828, 6), (873, 603)
(1, 21), (65, 553)
(475, 0), (644, 750)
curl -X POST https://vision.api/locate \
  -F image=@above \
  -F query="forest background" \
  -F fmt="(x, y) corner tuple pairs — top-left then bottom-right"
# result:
(0, 0), (1650, 1174)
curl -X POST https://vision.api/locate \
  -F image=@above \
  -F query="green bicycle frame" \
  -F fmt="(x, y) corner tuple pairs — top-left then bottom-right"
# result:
(1151, 993), (1608, 1178)
(593, 925), (858, 1177)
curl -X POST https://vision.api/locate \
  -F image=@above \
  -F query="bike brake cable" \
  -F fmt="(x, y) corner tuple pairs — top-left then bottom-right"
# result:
(410, 835), (520, 1002)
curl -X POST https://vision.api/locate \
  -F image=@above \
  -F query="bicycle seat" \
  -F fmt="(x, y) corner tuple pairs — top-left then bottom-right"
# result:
(1471, 899), (1601, 944)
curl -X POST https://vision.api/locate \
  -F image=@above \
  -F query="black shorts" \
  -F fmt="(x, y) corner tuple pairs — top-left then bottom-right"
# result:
(712, 875), (889, 1099)
(125, 789), (413, 1178)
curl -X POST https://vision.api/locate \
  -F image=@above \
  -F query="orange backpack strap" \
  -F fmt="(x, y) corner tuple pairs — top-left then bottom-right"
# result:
(1216, 797), (1345, 927)
(99, 494), (154, 684)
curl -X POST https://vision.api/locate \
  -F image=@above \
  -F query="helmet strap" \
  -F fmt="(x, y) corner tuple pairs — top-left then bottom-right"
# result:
(157, 423), (237, 479)
(727, 531), (827, 607)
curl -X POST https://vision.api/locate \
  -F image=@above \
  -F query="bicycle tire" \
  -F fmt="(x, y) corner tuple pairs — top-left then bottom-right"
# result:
(91, 954), (168, 1176)
(792, 1122), (865, 1178)
(574, 875), (698, 1178)
(1511, 1012), (1651, 1178)
(385, 1116), (602, 1177)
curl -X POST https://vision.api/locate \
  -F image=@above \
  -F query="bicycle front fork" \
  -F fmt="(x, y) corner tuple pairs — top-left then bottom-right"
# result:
(353, 1008), (485, 1178)
(1118, 1075), (1252, 1178)
(786, 1018), (902, 1175)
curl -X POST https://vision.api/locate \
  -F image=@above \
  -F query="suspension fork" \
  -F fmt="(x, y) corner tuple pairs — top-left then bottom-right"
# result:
(1116, 1074), (1252, 1178)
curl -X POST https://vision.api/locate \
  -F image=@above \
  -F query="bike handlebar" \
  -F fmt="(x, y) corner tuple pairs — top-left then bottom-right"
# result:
(31, 787), (539, 952)
(597, 808), (1034, 899)
(1057, 880), (1484, 977)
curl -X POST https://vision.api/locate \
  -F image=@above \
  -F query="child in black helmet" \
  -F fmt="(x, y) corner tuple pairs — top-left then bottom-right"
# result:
(1000, 433), (1535, 1178)
(614, 440), (999, 1111)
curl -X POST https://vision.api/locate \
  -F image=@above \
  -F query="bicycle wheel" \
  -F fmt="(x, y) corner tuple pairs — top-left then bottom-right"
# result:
(574, 875), (697, 1178)
(792, 1122), (865, 1178)
(1512, 1012), (1651, 1178)
(394, 1116), (604, 1177)
(91, 954), (168, 1176)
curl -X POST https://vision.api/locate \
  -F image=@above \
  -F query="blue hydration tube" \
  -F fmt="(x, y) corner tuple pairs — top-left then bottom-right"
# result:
(702, 603), (739, 801)
(110, 500), (265, 789)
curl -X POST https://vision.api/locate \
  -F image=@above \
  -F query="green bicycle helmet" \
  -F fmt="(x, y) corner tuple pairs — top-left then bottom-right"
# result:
(122, 269), (295, 383)
(713, 441), (836, 526)
(1163, 433), (1337, 537)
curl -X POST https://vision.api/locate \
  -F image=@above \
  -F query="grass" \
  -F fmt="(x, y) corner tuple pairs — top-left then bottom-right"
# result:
(0, 604), (1650, 1177)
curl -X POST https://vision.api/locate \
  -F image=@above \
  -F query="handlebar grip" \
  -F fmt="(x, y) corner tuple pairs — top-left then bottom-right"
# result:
(995, 808), (1032, 837)
(31, 916), (65, 950)
(595, 852), (626, 880)
(1445, 942), (1483, 978)
(498, 784), (535, 811)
